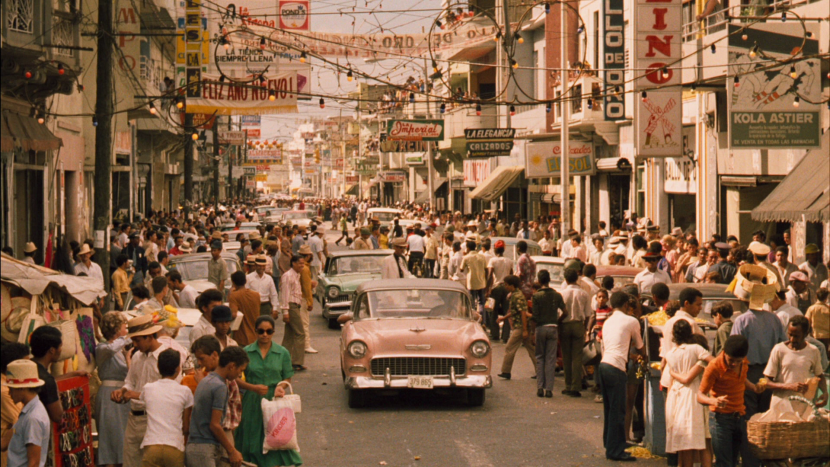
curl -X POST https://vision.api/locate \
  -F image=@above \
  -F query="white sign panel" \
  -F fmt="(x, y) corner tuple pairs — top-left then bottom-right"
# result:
(664, 157), (697, 194)
(463, 159), (491, 187)
(634, 0), (682, 157)
(525, 141), (595, 179)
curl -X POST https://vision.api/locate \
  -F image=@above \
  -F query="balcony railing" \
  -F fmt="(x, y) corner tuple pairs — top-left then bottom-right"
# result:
(683, 0), (824, 42)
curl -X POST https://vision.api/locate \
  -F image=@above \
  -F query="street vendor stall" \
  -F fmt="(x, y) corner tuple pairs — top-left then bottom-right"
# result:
(1, 253), (106, 467)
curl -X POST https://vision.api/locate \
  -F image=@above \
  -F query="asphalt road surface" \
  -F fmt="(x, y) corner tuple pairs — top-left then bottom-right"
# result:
(271, 225), (665, 467)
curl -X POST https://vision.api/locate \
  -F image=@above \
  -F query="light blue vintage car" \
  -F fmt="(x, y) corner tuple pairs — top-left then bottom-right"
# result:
(316, 249), (392, 329)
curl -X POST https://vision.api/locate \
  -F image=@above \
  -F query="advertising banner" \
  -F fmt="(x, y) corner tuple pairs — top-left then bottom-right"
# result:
(241, 115), (261, 127)
(728, 23), (821, 148)
(345, 175), (359, 183)
(664, 157), (696, 194)
(463, 159), (491, 187)
(387, 120), (444, 141)
(634, 0), (682, 156)
(405, 154), (425, 165)
(525, 141), (595, 178)
(379, 171), (406, 183)
(464, 128), (515, 158)
(247, 149), (282, 163)
(242, 167), (256, 175)
(602, 0), (625, 120)
(279, 0), (309, 30)
(185, 72), (297, 115)
(379, 138), (436, 153)
(245, 128), (261, 138)
(218, 130), (245, 144)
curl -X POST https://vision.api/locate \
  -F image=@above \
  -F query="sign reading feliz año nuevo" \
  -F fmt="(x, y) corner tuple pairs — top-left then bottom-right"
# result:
(387, 120), (444, 141)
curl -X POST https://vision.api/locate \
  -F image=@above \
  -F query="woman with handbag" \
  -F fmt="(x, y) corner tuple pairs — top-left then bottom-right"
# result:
(95, 313), (131, 467)
(235, 316), (302, 467)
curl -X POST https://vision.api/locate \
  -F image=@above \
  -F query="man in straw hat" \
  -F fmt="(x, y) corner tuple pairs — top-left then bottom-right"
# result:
(110, 314), (179, 467)
(800, 243), (829, 291)
(3, 360), (50, 467)
(73, 243), (104, 289)
(246, 255), (278, 318)
(747, 241), (782, 291)
(21, 242), (37, 264)
(726, 263), (781, 467)
(381, 238), (412, 280)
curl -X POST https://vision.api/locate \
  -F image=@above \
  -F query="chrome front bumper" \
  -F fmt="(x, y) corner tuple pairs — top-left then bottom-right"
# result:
(345, 372), (493, 390)
(324, 302), (351, 317)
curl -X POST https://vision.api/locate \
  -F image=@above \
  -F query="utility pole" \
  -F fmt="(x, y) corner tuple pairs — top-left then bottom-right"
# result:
(423, 59), (435, 211)
(228, 118), (236, 201)
(560, 1), (571, 238)
(501, 0), (513, 129)
(212, 116), (219, 205)
(184, 113), (194, 219)
(93, 0), (114, 290)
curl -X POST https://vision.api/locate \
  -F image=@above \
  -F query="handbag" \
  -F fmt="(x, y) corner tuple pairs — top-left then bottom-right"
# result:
(261, 382), (301, 453)
(582, 335), (602, 366)
(47, 319), (78, 361)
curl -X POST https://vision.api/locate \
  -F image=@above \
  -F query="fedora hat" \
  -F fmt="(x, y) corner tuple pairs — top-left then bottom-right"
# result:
(77, 244), (93, 256)
(255, 255), (268, 265)
(804, 243), (820, 255)
(248, 231), (262, 240)
(210, 231), (223, 240)
(246, 255), (257, 265)
(391, 238), (407, 248)
(126, 314), (163, 338)
(747, 241), (770, 256)
(5, 360), (44, 389)
(23, 242), (37, 253)
(298, 245), (313, 256)
(670, 227), (683, 237)
(788, 271), (810, 283)
(179, 245), (192, 253)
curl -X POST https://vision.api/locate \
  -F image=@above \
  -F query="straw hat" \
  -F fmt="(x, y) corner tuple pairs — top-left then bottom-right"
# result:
(77, 244), (93, 256)
(125, 314), (162, 338)
(804, 243), (820, 255)
(391, 238), (407, 248)
(179, 245), (192, 253)
(747, 241), (771, 256)
(727, 263), (778, 309)
(788, 271), (810, 284)
(23, 242), (37, 253)
(248, 231), (262, 240)
(5, 360), (44, 389)
(255, 255), (268, 265)
(298, 245), (313, 256)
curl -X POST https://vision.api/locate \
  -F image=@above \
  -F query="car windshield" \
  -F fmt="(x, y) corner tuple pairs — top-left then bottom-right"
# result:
(283, 212), (310, 220)
(328, 256), (385, 275)
(373, 212), (399, 222)
(362, 289), (471, 319)
(536, 263), (564, 285)
(700, 299), (747, 325)
(173, 258), (239, 282)
(500, 242), (541, 262)
(611, 275), (637, 287)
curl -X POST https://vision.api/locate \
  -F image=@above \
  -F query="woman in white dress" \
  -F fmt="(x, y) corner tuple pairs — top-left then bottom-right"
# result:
(665, 320), (715, 467)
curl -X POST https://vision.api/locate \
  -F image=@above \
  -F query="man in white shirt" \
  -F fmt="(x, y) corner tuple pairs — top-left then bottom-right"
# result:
(597, 291), (646, 462)
(307, 225), (325, 278)
(767, 289), (803, 329)
(381, 239), (412, 279)
(800, 243), (829, 291)
(423, 226), (440, 278)
(487, 239), (514, 288)
(406, 228), (426, 274)
(110, 315), (179, 467)
(247, 255), (279, 317)
(74, 244), (104, 289)
(659, 287), (705, 389)
(189, 289), (223, 347)
(634, 251), (672, 294)
(560, 268), (591, 397)
(449, 241), (465, 285)
(166, 270), (198, 309)
(772, 246), (798, 289)
(461, 240), (488, 319)
(559, 229), (578, 259)
(538, 230), (554, 256)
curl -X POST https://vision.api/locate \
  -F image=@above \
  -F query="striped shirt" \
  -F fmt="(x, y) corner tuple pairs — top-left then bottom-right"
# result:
(280, 268), (303, 310)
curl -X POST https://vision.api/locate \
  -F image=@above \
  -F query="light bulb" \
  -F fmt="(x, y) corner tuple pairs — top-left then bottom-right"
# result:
(192, 132), (199, 140)
(300, 52), (307, 63)
(347, 70), (353, 81)
(711, 44), (716, 54)
(38, 116), (45, 124)
(58, 64), (65, 75)
(662, 67), (670, 78)
(511, 60), (519, 69)
(587, 98), (593, 109)
(509, 105), (516, 116)
(792, 96), (799, 107)
(734, 76), (740, 87)
(641, 91), (647, 101)
(176, 98), (184, 109)
(789, 66), (797, 79)
(319, 98), (325, 109)
(440, 103), (446, 113)
(515, 33), (523, 44)
(149, 104), (157, 114)
(749, 46), (757, 58)
(269, 90), (276, 101)
(546, 103), (551, 113)
(24, 71), (32, 79)
(544, 2), (550, 14)
(742, 33), (748, 40)
(475, 103), (482, 116)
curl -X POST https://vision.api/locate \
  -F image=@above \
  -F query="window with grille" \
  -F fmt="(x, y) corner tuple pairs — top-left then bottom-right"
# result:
(8, 0), (35, 33)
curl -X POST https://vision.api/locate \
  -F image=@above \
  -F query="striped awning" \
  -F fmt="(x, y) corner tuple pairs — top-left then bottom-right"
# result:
(0, 110), (62, 152)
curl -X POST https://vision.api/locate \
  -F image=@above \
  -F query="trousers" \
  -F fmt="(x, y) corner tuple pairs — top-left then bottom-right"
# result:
(123, 413), (148, 467)
(597, 363), (628, 459)
(185, 443), (228, 467)
(709, 412), (747, 467)
(142, 445), (184, 467)
(501, 328), (536, 374)
(535, 326), (558, 391)
(560, 321), (586, 392)
(302, 302), (312, 349)
(740, 364), (770, 467)
(282, 303), (305, 366)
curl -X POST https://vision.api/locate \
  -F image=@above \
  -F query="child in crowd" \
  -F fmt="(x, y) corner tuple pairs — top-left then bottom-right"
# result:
(711, 301), (734, 356)
(589, 288), (612, 339)
(2, 360), (51, 467)
(140, 349), (194, 467)
(210, 305), (238, 350)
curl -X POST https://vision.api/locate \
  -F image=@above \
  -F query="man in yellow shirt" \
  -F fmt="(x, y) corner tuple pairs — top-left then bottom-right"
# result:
(111, 254), (135, 309)
(378, 226), (390, 250)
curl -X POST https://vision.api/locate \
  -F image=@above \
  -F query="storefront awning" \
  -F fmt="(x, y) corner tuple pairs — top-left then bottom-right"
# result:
(751, 134), (829, 223)
(344, 184), (358, 196)
(0, 110), (63, 152)
(469, 166), (524, 202)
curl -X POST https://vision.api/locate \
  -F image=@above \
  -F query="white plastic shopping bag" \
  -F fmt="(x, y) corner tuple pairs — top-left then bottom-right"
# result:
(261, 382), (301, 453)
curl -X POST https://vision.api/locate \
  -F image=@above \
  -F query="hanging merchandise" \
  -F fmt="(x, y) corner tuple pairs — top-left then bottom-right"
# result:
(54, 376), (95, 467)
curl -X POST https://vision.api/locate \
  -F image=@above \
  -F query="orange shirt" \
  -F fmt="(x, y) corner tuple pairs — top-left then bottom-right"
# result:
(699, 353), (748, 415)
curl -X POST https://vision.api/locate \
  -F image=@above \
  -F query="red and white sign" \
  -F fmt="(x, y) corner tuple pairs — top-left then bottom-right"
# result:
(345, 175), (359, 183)
(387, 121), (443, 141)
(279, 1), (309, 31)
(634, 0), (682, 157)
(463, 159), (491, 187)
(379, 171), (406, 183)
(186, 71), (297, 115)
(245, 128), (261, 138)
(248, 149), (282, 161)
(219, 131), (245, 145)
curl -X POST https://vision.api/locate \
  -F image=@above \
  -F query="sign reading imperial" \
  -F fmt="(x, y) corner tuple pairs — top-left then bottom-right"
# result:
(465, 128), (515, 157)
(387, 120), (444, 141)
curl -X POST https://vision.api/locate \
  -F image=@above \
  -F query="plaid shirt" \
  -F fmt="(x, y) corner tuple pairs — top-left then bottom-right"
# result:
(517, 253), (536, 299)
(223, 379), (242, 430)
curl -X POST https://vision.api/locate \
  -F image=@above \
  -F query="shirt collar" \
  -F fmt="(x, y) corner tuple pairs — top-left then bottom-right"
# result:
(20, 396), (41, 415)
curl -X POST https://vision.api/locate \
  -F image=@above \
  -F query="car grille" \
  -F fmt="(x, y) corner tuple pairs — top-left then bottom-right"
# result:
(332, 294), (351, 303)
(371, 357), (466, 376)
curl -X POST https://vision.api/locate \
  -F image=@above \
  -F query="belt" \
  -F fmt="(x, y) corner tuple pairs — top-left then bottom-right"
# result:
(101, 380), (124, 387)
(131, 410), (146, 416)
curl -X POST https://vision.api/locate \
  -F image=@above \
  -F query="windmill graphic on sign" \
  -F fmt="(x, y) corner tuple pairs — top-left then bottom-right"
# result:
(642, 97), (679, 149)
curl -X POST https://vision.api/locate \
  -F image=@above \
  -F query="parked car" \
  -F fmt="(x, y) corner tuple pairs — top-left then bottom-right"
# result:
(340, 279), (493, 408)
(486, 237), (542, 262)
(168, 252), (242, 299)
(643, 283), (747, 331)
(595, 265), (644, 289)
(531, 256), (566, 289)
(281, 211), (316, 228)
(316, 250), (392, 329)
(367, 208), (402, 227)
(221, 230), (261, 241)
(220, 222), (261, 231)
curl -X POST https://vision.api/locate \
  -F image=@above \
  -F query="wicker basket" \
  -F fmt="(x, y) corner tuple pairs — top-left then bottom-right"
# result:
(747, 399), (830, 460)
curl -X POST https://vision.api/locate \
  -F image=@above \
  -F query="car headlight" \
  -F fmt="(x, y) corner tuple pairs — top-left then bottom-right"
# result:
(470, 340), (490, 358)
(348, 341), (367, 359)
(327, 286), (341, 299)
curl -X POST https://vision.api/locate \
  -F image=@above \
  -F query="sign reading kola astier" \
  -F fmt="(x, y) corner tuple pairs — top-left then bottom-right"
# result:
(464, 128), (515, 158)
(525, 141), (595, 178)
(728, 23), (821, 148)
(387, 120), (444, 141)
(634, 0), (683, 157)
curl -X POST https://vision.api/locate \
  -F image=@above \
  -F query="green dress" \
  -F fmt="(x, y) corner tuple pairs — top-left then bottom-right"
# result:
(235, 342), (302, 466)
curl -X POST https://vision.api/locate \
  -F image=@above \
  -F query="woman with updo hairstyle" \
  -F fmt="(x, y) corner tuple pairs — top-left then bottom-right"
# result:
(95, 312), (131, 467)
(664, 319), (716, 466)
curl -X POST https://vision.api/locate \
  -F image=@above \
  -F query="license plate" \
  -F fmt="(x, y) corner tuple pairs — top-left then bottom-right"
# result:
(407, 375), (433, 389)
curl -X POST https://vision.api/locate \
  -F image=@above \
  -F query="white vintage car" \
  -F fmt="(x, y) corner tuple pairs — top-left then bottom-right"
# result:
(340, 279), (492, 408)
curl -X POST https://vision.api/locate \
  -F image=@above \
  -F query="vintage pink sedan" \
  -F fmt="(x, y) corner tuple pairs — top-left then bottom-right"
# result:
(340, 279), (493, 408)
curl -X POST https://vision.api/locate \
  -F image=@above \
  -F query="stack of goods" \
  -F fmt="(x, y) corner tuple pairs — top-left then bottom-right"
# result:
(54, 377), (94, 467)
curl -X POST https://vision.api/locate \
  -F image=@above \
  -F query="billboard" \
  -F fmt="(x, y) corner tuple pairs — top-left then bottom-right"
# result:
(185, 72), (297, 115)
(728, 24), (821, 148)
(387, 120), (444, 141)
(279, 1), (309, 30)
(464, 128), (515, 158)
(602, 0), (625, 120)
(525, 141), (595, 178)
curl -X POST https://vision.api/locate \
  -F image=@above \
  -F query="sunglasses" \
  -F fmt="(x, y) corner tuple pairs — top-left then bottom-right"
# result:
(256, 328), (275, 335)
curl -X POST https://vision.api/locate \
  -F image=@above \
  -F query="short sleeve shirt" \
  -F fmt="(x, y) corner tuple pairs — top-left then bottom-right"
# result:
(188, 372), (229, 446)
(35, 362), (59, 408)
(207, 257), (229, 288)
(508, 290), (528, 329)
(7, 397), (51, 467)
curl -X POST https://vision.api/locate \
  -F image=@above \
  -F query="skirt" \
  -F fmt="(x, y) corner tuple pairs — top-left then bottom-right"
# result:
(235, 389), (302, 467)
(94, 385), (131, 465)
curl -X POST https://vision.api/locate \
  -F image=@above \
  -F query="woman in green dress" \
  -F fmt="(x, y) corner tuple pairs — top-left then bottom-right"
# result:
(235, 315), (302, 466)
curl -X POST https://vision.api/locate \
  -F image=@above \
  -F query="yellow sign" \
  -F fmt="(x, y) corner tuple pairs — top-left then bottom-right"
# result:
(255, 174), (268, 182)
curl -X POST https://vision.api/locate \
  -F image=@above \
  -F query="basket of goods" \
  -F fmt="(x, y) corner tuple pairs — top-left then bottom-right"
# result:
(746, 391), (830, 460)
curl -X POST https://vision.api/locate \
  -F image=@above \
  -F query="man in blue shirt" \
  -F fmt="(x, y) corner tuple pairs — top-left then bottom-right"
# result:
(186, 346), (249, 467)
(3, 360), (51, 467)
